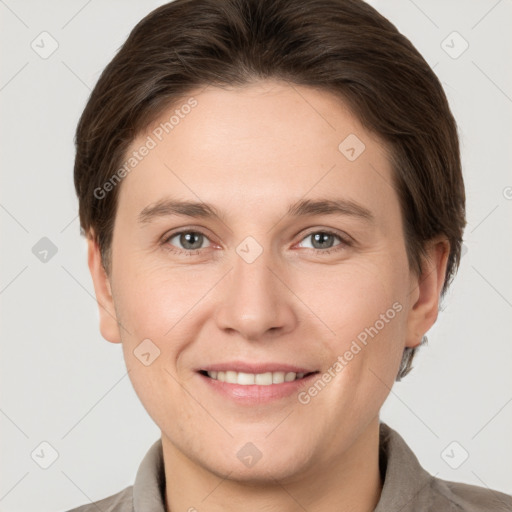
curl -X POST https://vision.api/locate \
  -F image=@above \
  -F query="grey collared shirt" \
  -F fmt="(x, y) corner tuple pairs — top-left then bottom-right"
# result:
(66, 422), (512, 511)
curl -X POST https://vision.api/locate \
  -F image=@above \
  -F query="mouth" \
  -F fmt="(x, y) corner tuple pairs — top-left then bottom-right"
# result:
(198, 369), (320, 385)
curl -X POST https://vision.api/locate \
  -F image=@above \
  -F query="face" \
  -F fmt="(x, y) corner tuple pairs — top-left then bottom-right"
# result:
(88, 80), (447, 484)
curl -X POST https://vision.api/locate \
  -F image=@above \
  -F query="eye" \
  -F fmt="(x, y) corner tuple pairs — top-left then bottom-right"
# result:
(297, 230), (350, 253)
(161, 228), (351, 256)
(163, 230), (211, 254)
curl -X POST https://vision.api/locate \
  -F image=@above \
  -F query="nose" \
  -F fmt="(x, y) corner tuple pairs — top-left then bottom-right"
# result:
(214, 245), (298, 341)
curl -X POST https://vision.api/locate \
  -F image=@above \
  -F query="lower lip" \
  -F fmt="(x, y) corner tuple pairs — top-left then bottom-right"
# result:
(197, 372), (319, 405)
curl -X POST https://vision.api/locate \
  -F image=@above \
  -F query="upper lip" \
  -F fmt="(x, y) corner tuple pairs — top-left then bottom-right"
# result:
(198, 361), (318, 374)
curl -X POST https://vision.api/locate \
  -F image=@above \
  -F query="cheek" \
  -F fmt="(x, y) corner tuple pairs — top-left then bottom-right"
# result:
(305, 257), (408, 386)
(308, 255), (407, 329)
(111, 263), (205, 427)
(108, 269), (182, 387)
(113, 257), (212, 339)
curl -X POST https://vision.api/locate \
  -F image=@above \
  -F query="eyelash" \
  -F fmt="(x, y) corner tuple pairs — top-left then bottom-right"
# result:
(161, 228), (352, 257)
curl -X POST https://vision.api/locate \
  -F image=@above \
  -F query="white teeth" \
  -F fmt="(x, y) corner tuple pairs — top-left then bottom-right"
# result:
(226, 370), (238, 383)
(284, 372), (296, 382)
(237, 372), (255, 385)
(272, 372), (285, 384)
(254, 372), (271, 385)
(206, 370), (309, 385)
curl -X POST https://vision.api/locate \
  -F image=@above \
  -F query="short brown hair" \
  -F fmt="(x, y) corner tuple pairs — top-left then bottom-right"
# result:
(74, 0), (466, 380)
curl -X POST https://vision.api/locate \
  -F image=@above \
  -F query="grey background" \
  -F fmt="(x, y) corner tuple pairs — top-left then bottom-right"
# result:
(1, 0), (511, 510)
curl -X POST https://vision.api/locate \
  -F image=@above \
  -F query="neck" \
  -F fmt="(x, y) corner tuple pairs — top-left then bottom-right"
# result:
(162, 417), (383, 512)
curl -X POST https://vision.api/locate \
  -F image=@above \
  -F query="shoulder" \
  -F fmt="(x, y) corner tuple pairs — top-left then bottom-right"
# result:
(427, 476), (512, 512)
(64, 485), (133, 512)
(377, 423), (512, 512)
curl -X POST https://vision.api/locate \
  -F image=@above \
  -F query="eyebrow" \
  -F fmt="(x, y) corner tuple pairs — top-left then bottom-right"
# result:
(137, 197), (375, 224)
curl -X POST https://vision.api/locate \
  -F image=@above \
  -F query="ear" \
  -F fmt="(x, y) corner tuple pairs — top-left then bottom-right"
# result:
(405, 237), (450, 348)
(87, 232), (122, 344)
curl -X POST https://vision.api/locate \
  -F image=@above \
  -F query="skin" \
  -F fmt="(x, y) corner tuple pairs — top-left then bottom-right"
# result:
(87, 80), (449, 512)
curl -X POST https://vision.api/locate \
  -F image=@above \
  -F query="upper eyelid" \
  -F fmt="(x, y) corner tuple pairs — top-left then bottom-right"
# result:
(299, 228), (350, 240)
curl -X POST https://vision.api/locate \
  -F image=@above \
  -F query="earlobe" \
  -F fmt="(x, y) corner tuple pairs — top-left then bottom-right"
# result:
(405, 238), (450, 348)
(86, 232), (122, 344)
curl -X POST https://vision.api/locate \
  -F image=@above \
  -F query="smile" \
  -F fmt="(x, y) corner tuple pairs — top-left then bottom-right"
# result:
(199, 370), (318, 385)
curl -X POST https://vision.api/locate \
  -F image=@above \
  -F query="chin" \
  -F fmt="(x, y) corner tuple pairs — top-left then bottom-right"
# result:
(214, 459), (307, 485)
(197, 444), (313, 485)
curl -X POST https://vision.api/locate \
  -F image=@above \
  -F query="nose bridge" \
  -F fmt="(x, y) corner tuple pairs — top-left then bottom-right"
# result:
(214, 237), (296, 339)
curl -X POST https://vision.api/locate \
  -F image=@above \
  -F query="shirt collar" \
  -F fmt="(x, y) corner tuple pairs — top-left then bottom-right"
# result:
(132, 422), (432, 512)
(132, 437), (166, 512)
(374, 422), (433, 511)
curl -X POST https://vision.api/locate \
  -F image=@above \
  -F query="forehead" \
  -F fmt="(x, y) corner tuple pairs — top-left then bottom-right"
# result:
(116, 80), (398, 224)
